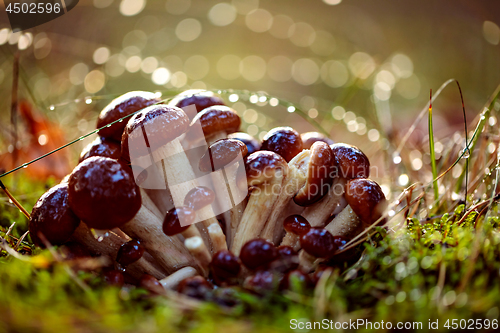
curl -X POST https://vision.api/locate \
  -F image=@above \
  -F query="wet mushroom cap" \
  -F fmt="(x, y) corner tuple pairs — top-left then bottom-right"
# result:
(244, 151), (288, 186)
(163, 206), (196, 235)
(345, 178), (387, 225)
(210, 250), (241, 283)
(169, 89), (225, 116)
(228, 132), (260, 154)
(294, 141), (336, 206)
(177, 276), (213, 300)
(260, 127), (303, 162)
(199, 139), (248, 172)
(184, 186), (216, 210)
(330, 143), (370, 179)
(239, 238), (279, 270)
(283, 215), (311, 236)
(188, 105), (240, 140)
(97, 91), (160, 141)
(140, 274), (165, 294)
(116, 240), (145, 266)
(67, 156), (142, 230)
(244, 270), (278, 293)
(29, 183), (80, 248)
(121, 104), (189, 161)
(103, 269), (125, 287)
(79, 136), (121, 162)
(300, 227), (338, 258)
(279, 269), (313, 291)
(301, 132), (334, 149)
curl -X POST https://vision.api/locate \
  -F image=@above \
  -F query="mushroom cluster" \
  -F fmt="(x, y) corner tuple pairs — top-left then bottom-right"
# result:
(29, 90), (387, 300)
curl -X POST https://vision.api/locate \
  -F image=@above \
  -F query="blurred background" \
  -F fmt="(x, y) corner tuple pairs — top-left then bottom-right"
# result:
(0, 0), (499, 199)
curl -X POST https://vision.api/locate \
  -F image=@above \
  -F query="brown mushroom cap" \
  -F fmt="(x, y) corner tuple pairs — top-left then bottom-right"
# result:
(163, 206), (196, 235)
(121, 104), (189, 161)
(188, 105), (240, 140)
(97, 91), (160, 141)
(345, 178), (387, 225)
(29, 183), (80, 248)
(283, 215), (311, 236)
(199, 139), (248, 172)
(330, 143), (370, 179)
(300, 227), (338, 258)
(168, 89), (225, 117)
(244, 151), (288, 186)
(67, 156), (142, 230)
(260, 127), (303, 162)
(184, 186), (216, 210)
(294, 141), (336, 206)
(301, 132), (334, 149)
(228, 132), (260, 154)
(79, 136), (121, 162)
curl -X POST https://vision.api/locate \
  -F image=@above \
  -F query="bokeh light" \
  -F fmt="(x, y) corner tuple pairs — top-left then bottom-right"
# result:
(208, 3), (237, 26)
(240, 55), (266, 81)
(176, 18), (202, 42)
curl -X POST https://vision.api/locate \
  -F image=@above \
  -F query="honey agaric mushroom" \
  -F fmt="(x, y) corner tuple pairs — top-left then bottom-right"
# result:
(79, 136), (121, 162)
(239, 238), (279, 270)
(29, 183), (81, 248)
(30, 183), (165, 279)
(228, 132), (260, 154)
(67, 156), (198, 275)
(122, 104), (227, 253)
(260, 127), (303, 162)
(168, 89), (225, 119)
(210, 250), (241, 285)
(199, 139), (248, 248)
(97, 91), (160, 141)
(187, 105), (241, 146)
(163, 206), (212, 275)
(300, 132), (334, 149)
(231, 151), (288, 255)
(260, 141), (334, 244)
(116, 240), (145, 267)
(295, 143), (370, 232)
(325, 178), (387, 239)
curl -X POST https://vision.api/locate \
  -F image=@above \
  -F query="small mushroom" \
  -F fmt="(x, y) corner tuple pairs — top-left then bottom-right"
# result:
(228, 132), (260, 154)
(67, 156), (198, 274)
(177, 276), (214, 300)
(29, 183), (81, 247)
(300, 132), (334, 149)
(162, 206), (212, 275)
(168, 89), (225, 118)
(231, 151), (288, 255)
(187, 105), (241, 146)
(324, 178), (387, 239)
(97, 91), (160, 141)
(210, 250), (241, 285)
(260, 141), (334, 244)
(79, 136), (121, 162)
(260, 127), (303, 162)
(116, 240), (145, 267)
(239, 238), (278, 270)
(199, 139), (248, 248)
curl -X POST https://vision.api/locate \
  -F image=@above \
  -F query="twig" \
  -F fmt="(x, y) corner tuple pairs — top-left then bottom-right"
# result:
(0, 179), (31, 219)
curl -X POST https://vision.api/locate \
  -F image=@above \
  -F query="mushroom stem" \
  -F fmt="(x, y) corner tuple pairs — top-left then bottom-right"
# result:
(184, 236), (211, 276)
(231, 172), (285, 255)
(324, 204), (363, 239)
(159, 266), (199, 290)
(281, 177), (346, 250)
(297, 250), (320, 273)
(140, 188), (164, 221)
(260, 150), (310, 244)
(71, 223), (166, 279)
(151, 137), (227, 253)
(120, 205), (200, 274)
